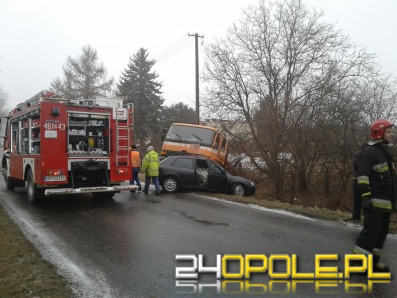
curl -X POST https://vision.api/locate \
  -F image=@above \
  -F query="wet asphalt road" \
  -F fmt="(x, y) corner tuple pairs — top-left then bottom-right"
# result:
(1, 181), (397, 298)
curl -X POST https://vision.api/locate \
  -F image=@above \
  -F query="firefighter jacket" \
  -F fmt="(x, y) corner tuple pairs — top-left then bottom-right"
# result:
(141, 150), (160, 177)
(130, 150), (141, 168)
(357, 142), (397, 212)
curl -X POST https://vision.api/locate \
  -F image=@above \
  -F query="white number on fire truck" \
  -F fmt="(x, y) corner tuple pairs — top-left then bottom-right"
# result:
(43, 123), (65, 130)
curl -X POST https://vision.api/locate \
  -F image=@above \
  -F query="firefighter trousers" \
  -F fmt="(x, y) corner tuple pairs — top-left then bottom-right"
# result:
(351, 179), (362, 219)
(354, 210), (390, 259)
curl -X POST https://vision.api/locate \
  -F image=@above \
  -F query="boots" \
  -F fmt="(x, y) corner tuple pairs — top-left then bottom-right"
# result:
(373, 255), (391, 272)
(373, 263), (390, 272)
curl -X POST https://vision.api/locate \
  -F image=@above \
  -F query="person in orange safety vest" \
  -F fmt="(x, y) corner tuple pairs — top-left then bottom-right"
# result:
(129, 145), (142, 192)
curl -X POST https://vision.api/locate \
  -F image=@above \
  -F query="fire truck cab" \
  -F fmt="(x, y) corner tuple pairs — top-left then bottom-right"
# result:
(1, 91), (137, 203)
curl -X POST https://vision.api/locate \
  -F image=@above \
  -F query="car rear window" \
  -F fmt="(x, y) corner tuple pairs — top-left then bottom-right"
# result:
(172, 158), (194, 169)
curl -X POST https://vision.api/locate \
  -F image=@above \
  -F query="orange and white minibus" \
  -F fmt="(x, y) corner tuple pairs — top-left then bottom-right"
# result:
(161, 123), (228, 166)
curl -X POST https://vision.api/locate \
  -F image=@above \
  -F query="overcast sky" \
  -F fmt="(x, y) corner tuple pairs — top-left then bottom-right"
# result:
(1, 0), (396, 109)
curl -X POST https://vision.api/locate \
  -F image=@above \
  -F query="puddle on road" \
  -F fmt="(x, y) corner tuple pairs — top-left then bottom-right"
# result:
(178, 211), (229, 226)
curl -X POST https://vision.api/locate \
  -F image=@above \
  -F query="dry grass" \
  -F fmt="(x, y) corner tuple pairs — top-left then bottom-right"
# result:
(231, 169), (397, 233)
(206, 192), (397, 234)
(0, 205), (73, 297)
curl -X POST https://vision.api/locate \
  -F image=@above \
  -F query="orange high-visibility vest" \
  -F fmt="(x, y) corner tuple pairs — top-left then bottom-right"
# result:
(130, 150), (141, 168)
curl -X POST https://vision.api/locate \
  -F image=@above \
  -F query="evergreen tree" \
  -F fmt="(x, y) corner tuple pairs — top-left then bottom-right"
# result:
(118, 48), (164, 147)
(51, 45), (113, 98)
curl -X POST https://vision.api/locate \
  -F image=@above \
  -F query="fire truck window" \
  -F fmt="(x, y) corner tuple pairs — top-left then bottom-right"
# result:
(20, 120), (29, 154)
(31, 118), (41, 154)
(11, 123), (18, 153)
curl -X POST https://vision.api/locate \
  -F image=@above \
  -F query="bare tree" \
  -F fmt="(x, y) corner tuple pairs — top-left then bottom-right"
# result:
(0, 86), (7, 112)
(0, 65), (8, 112)
(50, 45), (113, 98)
(202, 0), (379, 200)
(0, 66), (8, 149)
(361, 75), (397, 123)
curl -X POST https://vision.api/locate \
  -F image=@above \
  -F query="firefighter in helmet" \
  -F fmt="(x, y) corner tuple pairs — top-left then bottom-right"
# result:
(353, 119), (396, 272)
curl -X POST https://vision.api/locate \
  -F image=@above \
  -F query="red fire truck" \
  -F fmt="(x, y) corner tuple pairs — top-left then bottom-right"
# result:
(1, 91), (137, 203)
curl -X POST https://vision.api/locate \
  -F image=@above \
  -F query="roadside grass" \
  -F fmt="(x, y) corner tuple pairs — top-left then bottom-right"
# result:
(208, 193), (397, 234)
(0, 205), (73, 297)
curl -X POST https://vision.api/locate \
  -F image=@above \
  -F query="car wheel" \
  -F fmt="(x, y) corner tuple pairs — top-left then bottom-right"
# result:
(162, 176), (179, 193)
(231, 183), (245, 196)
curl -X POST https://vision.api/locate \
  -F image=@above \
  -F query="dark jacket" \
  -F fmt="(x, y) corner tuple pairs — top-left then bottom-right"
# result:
(357, 142), (397, 212)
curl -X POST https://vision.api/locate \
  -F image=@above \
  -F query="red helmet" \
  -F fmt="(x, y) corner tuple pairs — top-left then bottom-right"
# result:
(370, 119), (394, 140)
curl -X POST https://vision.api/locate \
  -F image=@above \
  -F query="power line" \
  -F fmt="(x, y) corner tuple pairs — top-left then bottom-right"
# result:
(153, 35), (188, 58)
(155, 40), (192, 62)
(156, 39), (192, 62)
(154, 35), (193, 63)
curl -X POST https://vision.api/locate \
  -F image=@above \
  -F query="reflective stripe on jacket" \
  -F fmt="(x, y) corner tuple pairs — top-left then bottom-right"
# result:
(141, 150), (160, 177)
(357, 143), (396, 212)
(130, 150), (141, 168)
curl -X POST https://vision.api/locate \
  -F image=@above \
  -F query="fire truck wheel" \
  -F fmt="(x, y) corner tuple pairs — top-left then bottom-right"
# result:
(92, 192), (115, 200)
(231, 183), (246, 196)
(5, 171), (15, 190)
(162, 176), (179, 193)
(27, 168), (43, 204)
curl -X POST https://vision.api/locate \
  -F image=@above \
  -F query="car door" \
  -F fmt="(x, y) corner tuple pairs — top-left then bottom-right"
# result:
(170, 157), (196, 187)
(195, 158), (209, 186)
(207, 160), (228, 191)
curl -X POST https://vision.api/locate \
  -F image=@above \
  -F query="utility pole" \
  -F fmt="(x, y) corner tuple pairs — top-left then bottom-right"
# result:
(188, 33), (204, 125)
